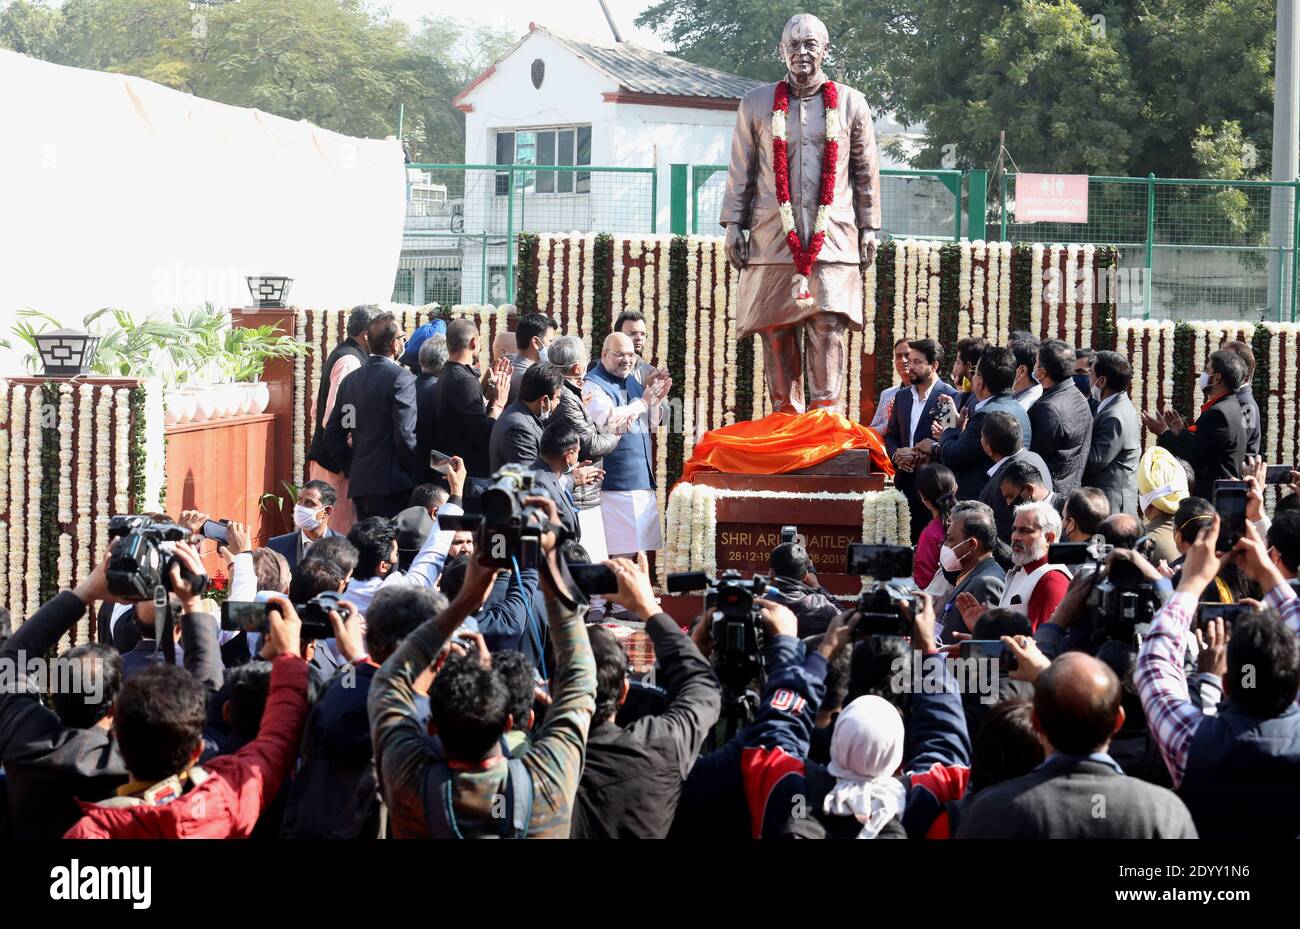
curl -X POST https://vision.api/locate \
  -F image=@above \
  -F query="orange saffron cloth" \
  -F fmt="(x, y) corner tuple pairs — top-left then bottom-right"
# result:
(678, 409), (895, 485)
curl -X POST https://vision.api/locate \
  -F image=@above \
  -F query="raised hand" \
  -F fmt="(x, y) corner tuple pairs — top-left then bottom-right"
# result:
(1141, 409), (1167, 435)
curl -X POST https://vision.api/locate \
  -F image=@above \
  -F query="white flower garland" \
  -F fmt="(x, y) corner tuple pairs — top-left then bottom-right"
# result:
(1030, 243), (1045, 339)
(753, 335), (767, 417)
(625, 239), (643, 321)
(1270, 322), (1283, 471)
(57, 384), (73, 524)
(536, 234), (551, 315)
(1191, 323), (1207, 411)
(927, 245), (941, 341)
(863, 253), (878, 355)
(957, 241), (972, 341)
(724, 259), (738, 425)
(143, 380), (166, 511)
(971, 241), (987, 338)
(846, 328), (862, 420)
(75, 384), (93, 613)
(94, 387), (112, 571)
(57, 533), (73, 649)
(566, 232), (581, 331)
(684, 241), (699, 460)
(25, 388), (42, 619)
(581, 233), (596, 355)
(1064, 244), (1080, 345)
(307, 311), (325, 464)
(293, 310), (307, 482)
(1079, 244), (1096, 350)
(892, 239), (907, 349)
(998, 242), (1012, 345)
(1043, 245), (1061, 340)
(1160, 321), (1175, 423)
(113, 388), (131, 516)
(1, 382), (18, 613)
(710, 239), (726, 429)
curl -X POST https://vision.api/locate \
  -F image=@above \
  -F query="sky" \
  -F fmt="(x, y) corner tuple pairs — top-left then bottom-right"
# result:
(377, 0), (669, 50)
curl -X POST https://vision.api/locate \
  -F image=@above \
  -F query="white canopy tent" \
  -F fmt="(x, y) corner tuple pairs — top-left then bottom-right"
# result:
(0, 49), (406, 373)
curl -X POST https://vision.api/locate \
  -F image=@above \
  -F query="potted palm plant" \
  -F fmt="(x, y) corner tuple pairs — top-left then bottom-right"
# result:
(225, 322), (307, 414)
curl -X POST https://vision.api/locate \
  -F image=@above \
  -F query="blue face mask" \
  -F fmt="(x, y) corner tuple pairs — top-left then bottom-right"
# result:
(1073, 373), (1092, 396)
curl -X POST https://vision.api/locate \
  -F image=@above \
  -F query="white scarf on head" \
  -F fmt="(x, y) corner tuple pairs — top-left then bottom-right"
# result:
(823, 695), (907, 839)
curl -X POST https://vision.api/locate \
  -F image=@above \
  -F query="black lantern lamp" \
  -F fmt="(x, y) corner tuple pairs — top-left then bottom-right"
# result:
(35, 329), (101, 377)
(246, 275), (294, 308)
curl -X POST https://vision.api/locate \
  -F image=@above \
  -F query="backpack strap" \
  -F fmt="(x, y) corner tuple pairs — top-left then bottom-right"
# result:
(424, 740), (533, 839)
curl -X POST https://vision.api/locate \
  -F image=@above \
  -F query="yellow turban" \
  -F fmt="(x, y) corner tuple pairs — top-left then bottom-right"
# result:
(1137, 446), (1189, 515)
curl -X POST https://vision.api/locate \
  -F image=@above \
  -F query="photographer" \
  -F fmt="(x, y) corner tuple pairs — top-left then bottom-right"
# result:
(340, 454), (466, 614)
(670, 602), (846, 839)
(440, 553), (546, 674)
(898, 600), (1045, 839)
(367, 495), (598, 839)
(765, 541), (840, 637)
(0, 549), (131, 837)
(571, 554), (722, 839)
(65, 594), (312, 838)
(1135, 515), (1300, 838)
(282, 586), (443, 839)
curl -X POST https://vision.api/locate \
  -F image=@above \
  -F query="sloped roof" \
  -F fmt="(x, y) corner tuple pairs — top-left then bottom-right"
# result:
(455, 25), (764, 105)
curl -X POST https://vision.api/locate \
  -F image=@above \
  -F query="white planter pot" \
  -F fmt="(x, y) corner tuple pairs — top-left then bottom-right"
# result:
(164, 390), (183, 426)
(215, 385), (236, 419)
(191, 388), (215, 423)
(238, 383), (254, 415)
(251, 381), (270, 414)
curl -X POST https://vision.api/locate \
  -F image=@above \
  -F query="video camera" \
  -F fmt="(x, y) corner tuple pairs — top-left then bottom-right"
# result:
(845, 544), (918, 637)
(437, 467), (553, 569)
(1049, 536), (1162, 645)
(106, 515), (209, 602)
(667, 569), (773, 693)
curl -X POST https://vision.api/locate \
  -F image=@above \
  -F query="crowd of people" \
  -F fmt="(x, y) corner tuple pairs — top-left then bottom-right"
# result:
(2, 311), (1299, 840)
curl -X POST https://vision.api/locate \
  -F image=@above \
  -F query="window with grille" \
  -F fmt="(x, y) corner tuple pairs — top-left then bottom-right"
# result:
(495, 126), (592, 196)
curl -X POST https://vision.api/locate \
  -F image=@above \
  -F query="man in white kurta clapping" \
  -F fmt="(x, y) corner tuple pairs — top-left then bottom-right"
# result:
(583, 332), (672, 559)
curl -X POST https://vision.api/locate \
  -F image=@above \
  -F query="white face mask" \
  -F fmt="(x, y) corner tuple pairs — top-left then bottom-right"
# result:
(538, 345), (550, 364)
(1090, 383), (1104, 402)
(293, 504), (322, 531)
(539, 399), (552, 421)
(939, 539), (970, 573)
(1198, 371), (1211, 390)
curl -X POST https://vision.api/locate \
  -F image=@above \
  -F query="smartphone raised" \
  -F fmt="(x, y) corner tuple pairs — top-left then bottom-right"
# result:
(429, 449), (453, 475)
(1265, 465), (1297, 485)
(1195, 602), (1252, 634)
(568, 562), (619, 596)
(845, 544), (913, 579)
(201, 519), (230, 545)
(1213, 479), (1249, 552)
(958, 638), (1018, 672)
(220, 600), (271, 634)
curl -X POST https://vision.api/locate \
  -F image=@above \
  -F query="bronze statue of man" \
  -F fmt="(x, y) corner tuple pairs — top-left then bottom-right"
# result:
(720, 12), (882, 414)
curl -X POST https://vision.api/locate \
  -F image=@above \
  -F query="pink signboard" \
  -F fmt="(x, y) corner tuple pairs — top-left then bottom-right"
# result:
(1014, 173), (1089, 223)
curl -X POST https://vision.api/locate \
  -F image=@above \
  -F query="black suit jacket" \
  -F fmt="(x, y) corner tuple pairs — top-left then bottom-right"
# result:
(323, 355), (422, 500)
(415, 373), (441, 484)
(957, 757), (1197, 838)
(937, 394), (1031, 500)
(267, 527), (343, 573)
(434, 361), (498, 478)
(1028, 380), (1094, 495)
(1157, 393), (1247, 500)
(530, 461), (580, 540)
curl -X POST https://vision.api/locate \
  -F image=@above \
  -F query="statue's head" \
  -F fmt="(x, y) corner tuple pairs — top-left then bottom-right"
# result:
(778, 13), (829, 80)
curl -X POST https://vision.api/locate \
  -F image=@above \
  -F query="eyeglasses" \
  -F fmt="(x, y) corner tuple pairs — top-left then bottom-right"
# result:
(610, 351), (637, 360)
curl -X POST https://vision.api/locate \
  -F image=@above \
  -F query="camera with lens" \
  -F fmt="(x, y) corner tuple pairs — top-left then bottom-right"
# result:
(106, 515), (209, 601)
(220, 591), (345, 640)
(437, 467), (552, 569)
(845, 544), (918, 637)
(1049, 536), (1162, 645)
(667, 569), (771, 694)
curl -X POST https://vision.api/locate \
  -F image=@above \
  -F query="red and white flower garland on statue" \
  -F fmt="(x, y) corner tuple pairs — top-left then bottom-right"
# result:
(771, 79), (839, 308)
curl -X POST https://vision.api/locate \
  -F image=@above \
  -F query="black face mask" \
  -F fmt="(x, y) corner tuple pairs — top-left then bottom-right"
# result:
(1073, 373), (1092, 396)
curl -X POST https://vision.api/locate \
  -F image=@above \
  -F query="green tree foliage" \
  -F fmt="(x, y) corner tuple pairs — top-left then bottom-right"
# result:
(0, 0), (515, 162)
(637, 0), (1275, 179)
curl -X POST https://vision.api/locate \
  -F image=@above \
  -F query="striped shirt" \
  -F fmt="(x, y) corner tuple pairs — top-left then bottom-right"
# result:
(368, 597), (595, 838)
(1135, 582), (1300, 787)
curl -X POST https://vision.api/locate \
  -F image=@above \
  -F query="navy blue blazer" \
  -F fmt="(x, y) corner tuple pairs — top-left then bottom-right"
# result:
(883, 380), (961, 456)
(267, 527), (343, 573)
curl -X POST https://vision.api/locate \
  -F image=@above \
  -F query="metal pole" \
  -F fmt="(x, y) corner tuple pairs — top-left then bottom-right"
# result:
(1145, 173), (1155, 320)
(397, 102), (404, 140)
(1292, 180), (1300, 321)
(506, 167), (515, 305)
(481, 233), (488, 304)
(651, 169), (658, 234)
(1272, 0), (1300, 316)
(999, 171), (1009, 241)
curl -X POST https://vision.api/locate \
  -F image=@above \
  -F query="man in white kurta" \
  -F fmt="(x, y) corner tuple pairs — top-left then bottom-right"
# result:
(583, 333), (672, 558)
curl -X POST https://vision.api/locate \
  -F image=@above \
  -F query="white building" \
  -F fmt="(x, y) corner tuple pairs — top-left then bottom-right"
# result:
(395, 24), (928, 305)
